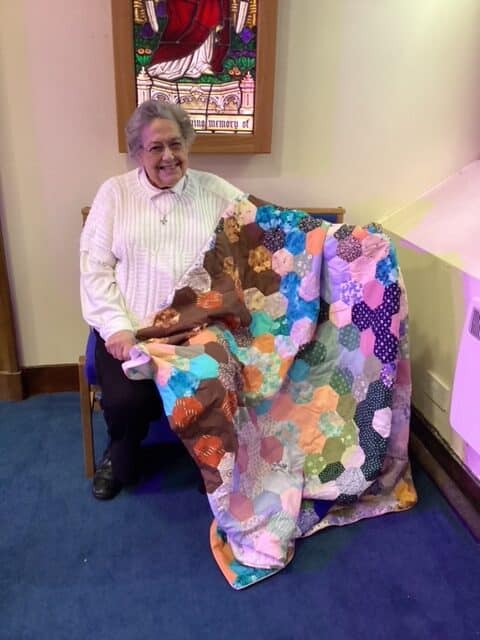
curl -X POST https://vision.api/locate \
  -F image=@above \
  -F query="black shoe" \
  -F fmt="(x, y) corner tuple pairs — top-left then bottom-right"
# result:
(92, 455), (123, 500)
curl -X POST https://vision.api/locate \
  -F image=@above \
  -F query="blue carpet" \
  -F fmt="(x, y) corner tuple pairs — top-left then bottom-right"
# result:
(1, 393), (479, 640)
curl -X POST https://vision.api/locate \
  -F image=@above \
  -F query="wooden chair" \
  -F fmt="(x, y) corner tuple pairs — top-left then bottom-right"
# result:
(78, 199), (346, 477)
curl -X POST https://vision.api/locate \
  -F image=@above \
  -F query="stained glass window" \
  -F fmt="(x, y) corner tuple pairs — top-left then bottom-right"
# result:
(133, 0), (258, 135)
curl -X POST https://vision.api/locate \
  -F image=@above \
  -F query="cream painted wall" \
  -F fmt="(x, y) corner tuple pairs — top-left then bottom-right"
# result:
(382, 161), (480, 479)
(1, 0), (480, 365)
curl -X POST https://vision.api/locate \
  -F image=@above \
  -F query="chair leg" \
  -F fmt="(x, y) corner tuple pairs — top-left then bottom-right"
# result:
(78, 356), (96, 478)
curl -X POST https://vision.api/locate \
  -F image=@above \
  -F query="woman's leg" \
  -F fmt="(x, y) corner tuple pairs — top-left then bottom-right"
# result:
(94, 333), (163, 485)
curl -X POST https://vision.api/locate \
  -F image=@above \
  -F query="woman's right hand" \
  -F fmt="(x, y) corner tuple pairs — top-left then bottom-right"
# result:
(105, 330), (136, 361)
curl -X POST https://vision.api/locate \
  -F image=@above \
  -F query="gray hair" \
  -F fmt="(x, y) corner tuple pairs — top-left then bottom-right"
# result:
(125, 100), (196, 158)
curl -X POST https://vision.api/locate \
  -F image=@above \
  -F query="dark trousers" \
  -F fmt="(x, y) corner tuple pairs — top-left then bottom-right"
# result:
(94, 333), (163, 483)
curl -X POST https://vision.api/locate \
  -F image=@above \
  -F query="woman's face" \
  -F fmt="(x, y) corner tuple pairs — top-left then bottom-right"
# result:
(139, 117), (189, 188)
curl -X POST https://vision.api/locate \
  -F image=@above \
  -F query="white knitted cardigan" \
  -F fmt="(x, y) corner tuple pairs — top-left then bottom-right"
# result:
(80, 168), (243, 340)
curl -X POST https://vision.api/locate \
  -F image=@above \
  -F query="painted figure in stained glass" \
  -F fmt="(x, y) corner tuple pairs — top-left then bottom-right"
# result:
(133, 0), (257, 134)
(147, 0), (231, 80)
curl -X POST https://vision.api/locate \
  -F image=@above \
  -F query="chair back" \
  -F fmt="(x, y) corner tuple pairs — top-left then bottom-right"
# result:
(81, 200), (345, 226)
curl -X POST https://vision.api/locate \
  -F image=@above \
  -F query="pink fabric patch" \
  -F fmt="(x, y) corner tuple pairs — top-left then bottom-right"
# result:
(260, 436), (284, 463)
(390, 313), (401, 337)
(291, 317), (314, 346)
(396, 359), (411, 385)
(361, 234), (389, 260)
(363, 280), (385, 310)
(349, 256), (377, 285)
(372, 407), (392, 438)
(280, 487), (302, 518)
(155, 363), (173, 386)
(229, 494), (254, 522)
(272, 249), (294, 276)
(237, 444), (248, 473)
(299, 272), (320, 301)
(360, 327), (375, 356)
(274, 336), (298, 358)
(329, 300), (352, 328)
(254, 530), (284, 564)
(270, 392), (294, 421)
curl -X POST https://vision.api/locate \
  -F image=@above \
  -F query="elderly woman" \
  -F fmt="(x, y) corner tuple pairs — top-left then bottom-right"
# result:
(80, 100), (243, 500)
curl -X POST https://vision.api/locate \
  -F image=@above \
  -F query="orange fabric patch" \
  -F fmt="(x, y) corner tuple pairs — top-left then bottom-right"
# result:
(222, 390), (238, 422)
(305, 227), (326, 255)
(253, 334), (275, 353)
(197, 291), (223, 310)
(311, 385), (340, 412)
(243, 365), (263, 392)
(352, 227), (369, 241)
(146, 342), (176, 357)
(193, 435), (225, 468)
(209, 520), (237, 584)
(172, 397), (204, 428)
(394, 479), (418, 508)
(279, 357), (293, 380)
(298, 422), (326, 454)
(188, 329), (219, 345)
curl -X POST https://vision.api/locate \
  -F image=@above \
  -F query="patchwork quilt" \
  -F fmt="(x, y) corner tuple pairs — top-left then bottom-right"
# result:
(123, 198), (417, 589)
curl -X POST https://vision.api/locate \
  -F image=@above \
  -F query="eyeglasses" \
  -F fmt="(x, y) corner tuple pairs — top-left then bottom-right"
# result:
(142, 140), (185, 156)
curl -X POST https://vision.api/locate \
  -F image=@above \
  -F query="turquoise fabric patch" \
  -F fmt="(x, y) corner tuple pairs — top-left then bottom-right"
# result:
(189, 354), (219, 380)
(250, 312), (278, 337)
